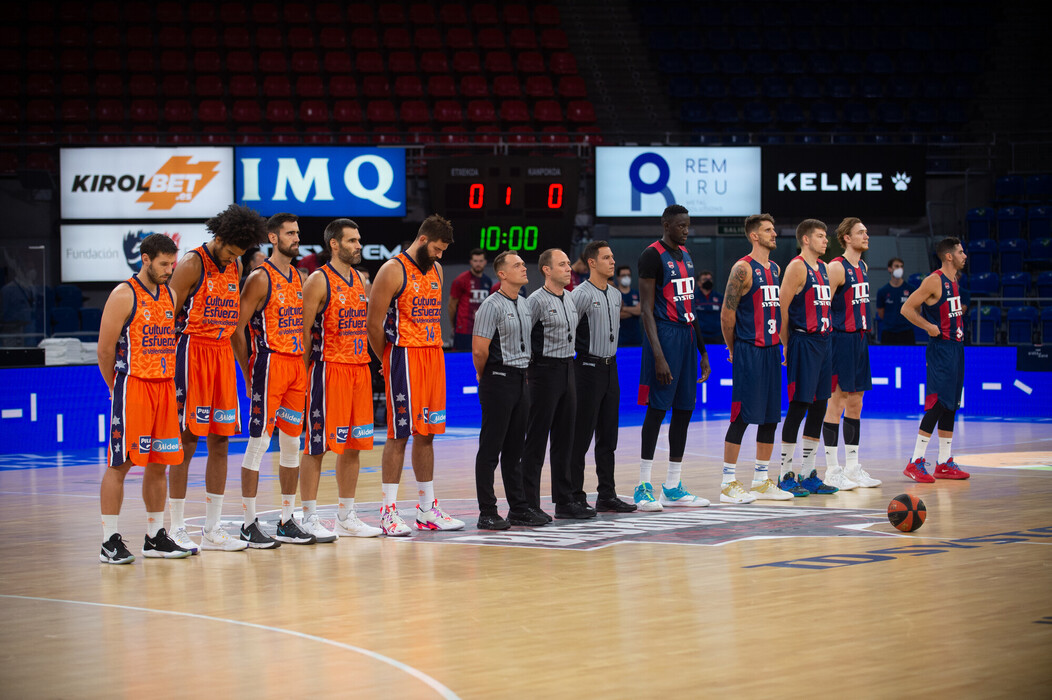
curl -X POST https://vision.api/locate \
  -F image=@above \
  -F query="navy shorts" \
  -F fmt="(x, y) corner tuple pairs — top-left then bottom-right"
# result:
(925, 338), (965, 411)
(831, 331), (872, 393)
(638, 320), (697, 411)
(731, 341), (782, 425)
(786, 331), (832, 403)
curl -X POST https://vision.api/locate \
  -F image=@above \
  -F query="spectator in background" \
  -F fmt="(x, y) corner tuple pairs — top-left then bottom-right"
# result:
(876, 257), (915, 345)
(616, 264), (642, 347)
(450, 248), (493, 351)
(693, 269), (724, 344)
(357, 268), (372, 297)
(568, 252), (589, 291)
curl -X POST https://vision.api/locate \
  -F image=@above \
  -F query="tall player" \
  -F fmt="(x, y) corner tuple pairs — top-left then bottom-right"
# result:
(169, 204), (266, 553)
(299, 219), (382, 538)
(98, 233), (189, 563)
(900, 238), (970, 482)
(636, 205), (712, 511)
(821, 218), (881, 491)
(367, 215), (465, 536)
(775, 219), (834, 498)
(231, 213), (315, 547)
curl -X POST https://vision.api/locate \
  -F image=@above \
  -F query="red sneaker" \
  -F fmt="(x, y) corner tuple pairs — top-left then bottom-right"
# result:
(934, 459), (970, 480)
(904, 457), (935, 483)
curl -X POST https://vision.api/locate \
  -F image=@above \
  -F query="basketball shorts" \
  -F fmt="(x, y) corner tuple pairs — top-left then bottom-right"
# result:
(175, 334), (241, 436)
(637, 320), (697, 411)
(248, 350), (307, 439)
(383, 344), (446, 439)
(786, 331), (832, 403)
(305, 360), (375, 455)
(109, 374), (183, 468)
(831, 330), (873, 393)
(731, 341), (782, 425)
(925, 338), (965, 411)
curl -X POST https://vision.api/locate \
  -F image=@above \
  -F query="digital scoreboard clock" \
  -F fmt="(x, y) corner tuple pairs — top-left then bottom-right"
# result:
(427, 156), (580, 260)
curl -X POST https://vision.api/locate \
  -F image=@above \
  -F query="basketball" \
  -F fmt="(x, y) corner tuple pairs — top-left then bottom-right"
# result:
(887, 494), (927, 532)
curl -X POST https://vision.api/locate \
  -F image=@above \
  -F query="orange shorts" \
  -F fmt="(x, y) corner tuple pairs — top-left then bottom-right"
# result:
(175, 334), (241, 436)
(248, 350), (307, 438)
(382, 344), (446, 439)
(305, 360), (375, 454)
(109, 374), (183, 467)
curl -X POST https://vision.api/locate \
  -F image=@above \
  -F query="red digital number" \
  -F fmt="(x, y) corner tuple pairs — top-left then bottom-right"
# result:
(548, 183), (563, 209)
(469, 183), (484, 209)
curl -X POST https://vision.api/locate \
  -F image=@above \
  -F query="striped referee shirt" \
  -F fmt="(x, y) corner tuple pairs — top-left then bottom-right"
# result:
(525, 286), (578, 359)
(571, 279), (621, 358)
(473, 289), (533, 369)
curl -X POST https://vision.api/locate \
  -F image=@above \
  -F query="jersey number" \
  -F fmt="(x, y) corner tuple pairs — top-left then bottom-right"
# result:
(820, 317), (830, 332)
(292, 336), (302, 353)
(426, 325), (436, 342)
(767, 319), (777, 337)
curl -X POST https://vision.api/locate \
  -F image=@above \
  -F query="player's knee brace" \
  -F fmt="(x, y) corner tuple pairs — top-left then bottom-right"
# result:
(757, 422), (777, 444)
(725, 416), (748, 446)
(937, 407), (956, 432)
(919, 404), (942, 434)
(278, 430), (301, 468)
(242, 436), (268, 472)
(843, 416), (861, 446)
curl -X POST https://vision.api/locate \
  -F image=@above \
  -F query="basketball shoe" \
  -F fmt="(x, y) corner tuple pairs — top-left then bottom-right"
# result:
(99, 533), (135, 565)
(202, 523), (249, 551)
(934, 459), (970, 480)
(142, 528), (192, 559)
(659, 482), (710, 507)
(380, 504), (412, 537)
(335, 510), (382, 538)
(749, 478), (794, 501)
(240, 519), (280, 549)
(800, 469), (839, 494)
(824, 466), (859, 491)
(275, 517), (317, 545)
(720, 481), (757, 504)
(633, 482), (664, 512)
(777, 472), (810, 497)
(171, 526), (200, 554)
(302, 513), (338, 543)
(903, 457), (935, 483)
(846, 464), (882, 487)
(416, 500), (466, 530)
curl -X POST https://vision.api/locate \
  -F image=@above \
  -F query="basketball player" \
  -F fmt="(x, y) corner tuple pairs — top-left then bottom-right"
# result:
(98, 233), (188, 563)
(900, 237), (970, 482)
(472, 251), (535, 529)
(367, 215), (465, 536)
(521, 249), (579, 522)
(820, 218), (882, 491)
(299, 219), (382, 539)
(637, 205), (712, 511)
(169, 204), (266, 553)
(719, 214), (782, 504)
(775, 219), (834, 499)
(231, 213), (315, 546)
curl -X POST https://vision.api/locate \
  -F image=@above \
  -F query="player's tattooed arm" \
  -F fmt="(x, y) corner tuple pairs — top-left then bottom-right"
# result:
(721, 261), (750, 360)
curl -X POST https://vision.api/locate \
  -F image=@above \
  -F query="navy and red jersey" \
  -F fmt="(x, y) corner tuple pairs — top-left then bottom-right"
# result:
(921, 270), (965, 342)
(637, 240), (696, 324)
(788, 256), (832, 335)
(831, 256), (870, 333)
(734, 255), (781, 347)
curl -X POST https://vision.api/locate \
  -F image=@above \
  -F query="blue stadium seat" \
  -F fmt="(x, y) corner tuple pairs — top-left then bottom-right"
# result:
(966, 239), (995, 274)
(1024, 175), (1052, 203)
(995, 175), (1025, 204)
(78, 307), (102, 340)
(999, 238), (1026, 273)
(997, 206), (1027, 240)
(976, 305), (1001, 344)
(743, 101), (771, 124)
(776, 102), (806, 126)
(908, 272), (926, 290)
(697, 76), (728, 99)
(679, 102), (709, 124)
(711, 101), (738, 124)
(968, 272), (999, 297)
(1042, 307), (1052, 342)
(656, 52), (687, 74)
(50, 307), (79, 336)
(761, 76), (790, 99)
(966, 207), (994, 240)
(1001, 271), (1030, 299)
(1006, 306), (1038, 344)
(1030, 238), (1052, 266)
(1037, 271), (1052, 302)
(668, 76), (697, 99)
(54, 284), (82, 308)
(730, 76), (758, 98)
(1029, 206), (1050, 240)
(793, 76), (821, 99)
(811, 101), (837, 125)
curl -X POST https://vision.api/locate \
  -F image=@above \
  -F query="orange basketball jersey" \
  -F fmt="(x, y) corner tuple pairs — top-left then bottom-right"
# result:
(383, 252), (443, 348)
(250, 260), (304, 355)
(311, 264), (370, 365)
(116, 277), (177, 380)
(176, 245), (240, 340)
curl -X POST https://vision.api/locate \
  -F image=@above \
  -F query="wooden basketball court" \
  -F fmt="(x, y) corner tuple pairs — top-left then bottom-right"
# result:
(1, 416), (1050, 698)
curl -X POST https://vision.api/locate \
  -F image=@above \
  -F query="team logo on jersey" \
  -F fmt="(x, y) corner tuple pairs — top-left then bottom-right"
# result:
(426, 409), (446, 424)
(431, 281), (439, 290)
(761, 285), (780, 308)
(336, 426), (349, 443)
(548, 308), (557, 315)
(275, 406), (303, 425)
(195, 406), (211, 422)
(207, 279), (214, 291)
(142, 308), (151, 320)
(228, 283), (237, 292)
(339, 294), (347, 304)
(667, 261), (675, 269)
(297, 291), (302, 299)
(151, 438), (180, 453)
(359, 294), (366, 302)
(138, 436), (152, 452)
(212, 409), (236, 424)
(165, 309), (173, 319)
(352, 424), (374, 439)
(413, 283), (420, 292)
(278, 294), (286, 303)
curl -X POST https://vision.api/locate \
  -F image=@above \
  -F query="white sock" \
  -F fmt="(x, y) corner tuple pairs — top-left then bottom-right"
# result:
(382, 483), (399, 508)
(146, 512), (163, 537)
(801, 439), (819, 472)
(721, 462), (736, 486)
(780, 443), (796, 477)
(664, 462), (682, 489)
(205, 492), (223, 531)
(912, 435), (930, 461)
(302, 500), (317, 518)
(338, 498), (355, 520)
(169, 498), (186, 530)
(281, 494), (296, 523)
(845, 442), (860, 470)
(102, 514), (119, 540)
(417, 480), (434, 508)
(242, 497), (256, 525)
(824, 445), (840, 471)
(938, 437), (953, 464)
(753, 460), (769, 484)
(639, 459), (654, 485)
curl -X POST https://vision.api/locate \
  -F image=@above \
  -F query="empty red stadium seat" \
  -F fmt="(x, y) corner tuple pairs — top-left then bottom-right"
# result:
(159, 50), (188, 72)
(300, 101), (329, 124)
(420, 52), (449, 74)
(384, 27), (411, 49)
(453, 52), (482, 73)
(350, 28), (379, 49)
(478, 28), (505, 50)
(377, 3), (405, 24)
(504, 4), (531, 25)
(395, 76), (424, 98)
(259, 51), (287, 73)
(534, 100), (563, 123)
(288, 27), (316, 49)
(472, 3), (498, 24)
(434, 100), (464, 123)
(95, 74), (124, 97)
(267, 101), (296, 123)
(517, 52), (546, 74)
(356, 51), (385, 73)
(223, 27), (251, 49)
(334, 100), (363, 124)
(557, 76), (587, 98)
(484, 51), (514, 73)
(284, 3), (311, 23)
(263, 76), (292, 98)
(296, 76), (325, 98)
(230, 75), (259, 98)
(361, 76), (390, 98)
(467, 100), (497, 123)
(58, 100), (87, 122)
(500, 100), (530, 123)
(187, 1), (214, 23)
(227, 51), (255, 73)
(440, 4), (468, 24)
(549, 52), (578, 75)
(291, 52), (320, 73)
(493, 75), (523, 98)
(195, 75), (225, 97)
(460, 75), (490, 98)
(346, 3), (374, 24)
(190, 27), (218, 49)
(252, 3), (279, 24)
(568, 100), (597, 123)
(409, 4), (436, 25)
(163, 100), (193, 123)
(388, 51), (417, 73)
(198, 100), (228, 123)
(231, 100), (261, 123)
(157, 27), (185, 49)
(320, 28), (346, 50)
(366, 100), (397, 123)
(507, 126), (536, 144)
(534, 5), (561, 25)
(161, 75), (191, 98)
(129, 74), (157, 97)
(330, 76), (357, 97)
(400, 101), (430, 124)
(524, 76), (555, 98)
(509, 29), (538, 50)
(315, 2), (342, 23)
(446, 27), (474, 49)
(324, 52), (353, 74)
(540, 29), (569, 50)
(57, 74), (87, 97)
(413, 28), (444, 50)
(130, 100), (158, 123)
(541, 126), (571, 143)
(427, 75), (457, 98)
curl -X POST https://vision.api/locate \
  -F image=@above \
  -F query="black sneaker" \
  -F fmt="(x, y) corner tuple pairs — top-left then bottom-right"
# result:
(100, 533), (135, 565)
(507, 508), (548, 526)
(595, 496), (638, 513)
(477, 513), (511, 530)
(274, 517), (316, 545)
(142, 528), (192, 559)
(530, 506), (554, 523)
(240, 519), (281, 549)
(555, 501), (597, 519)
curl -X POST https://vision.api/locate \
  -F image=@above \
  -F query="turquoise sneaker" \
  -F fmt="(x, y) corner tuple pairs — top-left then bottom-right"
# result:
(658, 481), (710, 507)
(633, 482), (664, 512)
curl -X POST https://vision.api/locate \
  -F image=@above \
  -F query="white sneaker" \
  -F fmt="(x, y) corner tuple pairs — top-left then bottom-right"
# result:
(720, 480), (757, 504)
(335, 510), (382, 538)
(749, 478), (794, 501)
(415, 500), (465, 531)
(380, 505), (412, 537)
(200, 524), (248, 551)
(171, 526), (200, 554)
(824, 467), (859, 491)
(302, 513), (338, 543)
(845, 464), (882, 487)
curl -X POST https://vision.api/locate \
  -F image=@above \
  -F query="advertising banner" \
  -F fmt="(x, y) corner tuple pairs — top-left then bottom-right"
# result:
(61, 223), (211, 282)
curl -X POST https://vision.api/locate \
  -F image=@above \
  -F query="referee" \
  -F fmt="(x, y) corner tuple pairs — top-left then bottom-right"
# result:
(471, 252), (545, 530)
(521, 249), (580, 520)
(570, 241), (637, 514)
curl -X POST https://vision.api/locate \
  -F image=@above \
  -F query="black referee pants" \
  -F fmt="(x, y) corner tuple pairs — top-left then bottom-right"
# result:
(570, 356), (619, 502)
(475, 365), (530, 516)
(521, 358), (576, 508)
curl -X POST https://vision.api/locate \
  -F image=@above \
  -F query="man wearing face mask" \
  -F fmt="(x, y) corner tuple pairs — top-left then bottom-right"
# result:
(617, 265), (642, 347)
(693, 270), (724, 345)
(876, 258), (916, 345)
